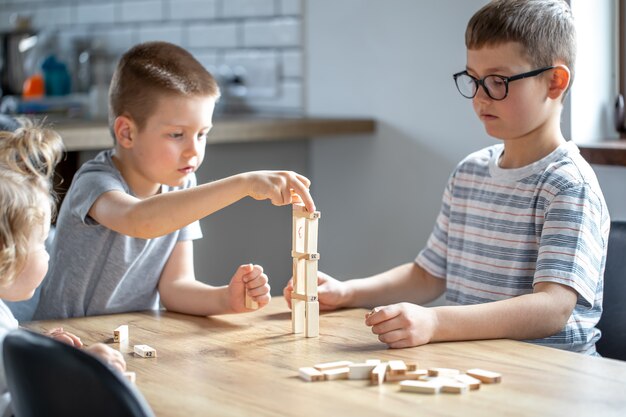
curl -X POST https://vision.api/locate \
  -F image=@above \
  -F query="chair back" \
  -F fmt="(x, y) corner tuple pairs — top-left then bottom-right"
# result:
(596, 221), (626, 360)
(2, 329), (155, 417)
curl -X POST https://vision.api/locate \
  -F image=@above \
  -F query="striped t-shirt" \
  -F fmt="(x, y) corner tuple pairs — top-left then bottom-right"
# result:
(416, 141), (609, 355)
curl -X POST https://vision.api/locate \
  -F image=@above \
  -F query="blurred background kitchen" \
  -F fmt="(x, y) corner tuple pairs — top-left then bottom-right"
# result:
(0, 0), (624, 298)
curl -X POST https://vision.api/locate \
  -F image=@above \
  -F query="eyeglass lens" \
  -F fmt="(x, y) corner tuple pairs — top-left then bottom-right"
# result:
(455, 74), (507, 100)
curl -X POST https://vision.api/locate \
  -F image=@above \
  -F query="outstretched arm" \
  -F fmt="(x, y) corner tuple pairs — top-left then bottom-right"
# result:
(90, 171), (314, 239)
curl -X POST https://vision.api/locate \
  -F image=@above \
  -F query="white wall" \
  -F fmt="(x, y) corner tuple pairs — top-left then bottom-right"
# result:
(306, 0), (491, 279)
(570, 0), (626, 221)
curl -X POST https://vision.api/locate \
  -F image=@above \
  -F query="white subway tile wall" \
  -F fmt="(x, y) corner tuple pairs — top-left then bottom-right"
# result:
(0, 0), (304, 113)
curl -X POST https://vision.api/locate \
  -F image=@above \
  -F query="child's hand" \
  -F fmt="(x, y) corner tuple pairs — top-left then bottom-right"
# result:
(283, 271), (349, 311)
(365, 303), (437, 349)
(85, 343), (126, 373)
(244, 171), (315, 213)
(45, 327), (84, 348)
(228, 263), (271, 313)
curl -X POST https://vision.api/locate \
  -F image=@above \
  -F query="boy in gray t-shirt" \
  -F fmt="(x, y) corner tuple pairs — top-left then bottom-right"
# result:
(34, 42), (315, 320)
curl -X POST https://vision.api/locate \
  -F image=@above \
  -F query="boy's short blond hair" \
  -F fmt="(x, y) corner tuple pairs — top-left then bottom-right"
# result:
(466, 0), (576, 94)
(108, 41), (220, 138)
(0, 120), (63, 287)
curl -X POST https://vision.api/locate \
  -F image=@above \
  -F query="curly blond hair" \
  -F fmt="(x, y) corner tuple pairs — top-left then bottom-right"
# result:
(0, 119), (63, 288)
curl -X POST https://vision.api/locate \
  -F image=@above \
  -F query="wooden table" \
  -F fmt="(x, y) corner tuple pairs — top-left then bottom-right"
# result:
(24, 297), (626, 417)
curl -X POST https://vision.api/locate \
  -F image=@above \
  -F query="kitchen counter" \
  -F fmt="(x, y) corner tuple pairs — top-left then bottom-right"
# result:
(53, 116), (376, 151)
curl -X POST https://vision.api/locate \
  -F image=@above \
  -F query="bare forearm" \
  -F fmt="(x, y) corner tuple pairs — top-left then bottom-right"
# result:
(159, 280), (232, 316)
(345, 262), (445, 308)
(126, 174), (247, 238)
(431, 291), (572, 342)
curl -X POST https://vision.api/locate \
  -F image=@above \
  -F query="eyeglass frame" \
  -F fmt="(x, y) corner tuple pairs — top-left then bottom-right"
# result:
(452, 66), (556, 101)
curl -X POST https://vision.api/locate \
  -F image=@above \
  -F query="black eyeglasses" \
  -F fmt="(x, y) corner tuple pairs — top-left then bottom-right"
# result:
(453, 66), (555, 101)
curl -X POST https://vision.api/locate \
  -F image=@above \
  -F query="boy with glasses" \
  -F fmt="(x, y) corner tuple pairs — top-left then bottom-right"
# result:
(283, 0), (609, 354)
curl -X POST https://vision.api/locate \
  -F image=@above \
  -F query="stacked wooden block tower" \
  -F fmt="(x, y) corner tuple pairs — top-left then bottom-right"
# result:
(291, 203), (321, 337)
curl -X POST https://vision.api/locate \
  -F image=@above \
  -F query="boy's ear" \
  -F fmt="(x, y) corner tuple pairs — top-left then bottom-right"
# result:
(113, 115), (136, 149)
(547, 65), (570, 100)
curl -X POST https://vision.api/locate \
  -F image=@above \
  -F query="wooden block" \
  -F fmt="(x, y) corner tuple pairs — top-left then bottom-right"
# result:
(292, 298), (305, 334)
(293, 259), (305, 293)
(371, 362), (388, 385)
(305, 301), (319, 337)
(133, 344), (157, 358)
(365, 359), (381, 366)
(291, 251), (320, 260)
(348, 363), (377, 380)
(291, 293), (318, 302)
(313, 360), (353, 372)
(123, 371), (136, 384)
(388, 360), (408, 375)
(428, 367), (460, 378)
(399, 379), (443, 394)
(299, 367), (324, 382)
(323, 367), (349, 380)
(455, 374), (482, 390)
(293, 216), (306, 253)
(466, 368), (502, 384)
(304, 217), (318, 253)
(113, 325), (128, 343)
(293, 204), (321, 220)
(385, 370), (428, 382)
(441, 380), (469, 394)
(244, 290), (258, 310)
(405, 361), (419, 371)
(304, 259), (318, 297)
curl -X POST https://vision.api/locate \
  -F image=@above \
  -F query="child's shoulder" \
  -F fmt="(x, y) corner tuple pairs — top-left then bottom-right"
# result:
(541, 142), (600, 190)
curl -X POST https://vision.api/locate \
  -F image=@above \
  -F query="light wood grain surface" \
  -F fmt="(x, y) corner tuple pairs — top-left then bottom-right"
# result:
(24, 297), (626, 417)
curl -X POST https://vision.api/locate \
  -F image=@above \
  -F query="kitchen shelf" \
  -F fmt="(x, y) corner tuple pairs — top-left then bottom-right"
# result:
(578, 140), (626, 167)
(53, 116), (377, 152)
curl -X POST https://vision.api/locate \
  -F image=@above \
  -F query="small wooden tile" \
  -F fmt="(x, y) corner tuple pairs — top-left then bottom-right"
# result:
(428, 367), (460, 378)
(399, 379), (443, 394)
(133, 344), (157, 358)
(299, 367), (324, 382)
(323, 367), (349, 380)
(113, 325), (128, 343)
(466, 368), (502, 383)
(441, 380), (469, 394)
(371, 362), (388, 385)
(348, 363), (377, 380)
(313, 360), (353, 372)
(388, 360), (408, 375)
(455, 374), (481, 390)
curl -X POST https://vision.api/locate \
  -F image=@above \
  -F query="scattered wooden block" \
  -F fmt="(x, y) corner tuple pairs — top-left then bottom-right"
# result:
(133, 344), (157, 358)
(455, 374), (482, 390)
(113, 325), (128, 343)
(365, 359), (381, 366)
(385, 370), (428, 382)
(466, 368), (502, 383)
(323, 367), (350, 380)
(428, 367), (460, 378)
(388, 360), (408, 375)
(313, 360), (353, 372)
(123, 371), (136, 384)
(399, 379), (444, 395)
(441, 380), (469, 394)
(299, 367), (324, 382)
(371, 362), (388, 385)
(405, 361), (419, 371)
(348, 363), (377, 380)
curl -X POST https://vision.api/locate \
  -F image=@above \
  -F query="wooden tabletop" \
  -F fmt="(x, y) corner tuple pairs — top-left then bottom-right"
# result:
(24, 297), (626, 417)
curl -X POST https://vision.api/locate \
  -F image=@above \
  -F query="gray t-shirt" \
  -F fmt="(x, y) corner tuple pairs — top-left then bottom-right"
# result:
(34, 150), (202, 319)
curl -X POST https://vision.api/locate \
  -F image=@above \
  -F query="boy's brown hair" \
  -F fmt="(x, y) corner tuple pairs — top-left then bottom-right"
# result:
(465, 0), (576, 95)
(108, 41), (220, 138)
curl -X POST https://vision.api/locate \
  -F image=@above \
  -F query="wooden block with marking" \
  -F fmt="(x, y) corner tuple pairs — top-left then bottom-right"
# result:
(113, 325), (128, 343)
(348, 363), (377, 380)
(123, 371), (136, 384)
(455, 374), (481, 390)
(244, 289), (258, 310)
(399, 379), (443, 394)
(293, 204), (321, 220)
(291, 251), (320, 260)
(323, 367), (349, 380)
(133, 344), (157, 358)
(313, 360), (353, 372)
(466, 368), (502, 383)
(299, 367), (324, 382)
